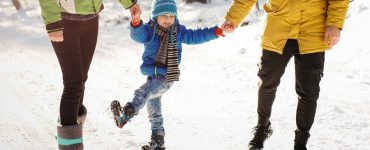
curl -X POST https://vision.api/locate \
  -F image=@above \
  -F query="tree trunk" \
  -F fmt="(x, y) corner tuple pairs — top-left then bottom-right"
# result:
(12, 0), (22, 10)
(184, 0), (208, 4)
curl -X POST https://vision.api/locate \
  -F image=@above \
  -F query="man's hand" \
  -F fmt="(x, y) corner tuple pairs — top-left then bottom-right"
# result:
(324, 26), (341, 48)
(221, 20), (236, 33)
(48, 30), (63, 42)
(129, 4), (142, 20)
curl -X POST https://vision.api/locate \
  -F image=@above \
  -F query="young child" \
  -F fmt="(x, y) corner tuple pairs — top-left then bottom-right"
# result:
(110, 0), (224, 149)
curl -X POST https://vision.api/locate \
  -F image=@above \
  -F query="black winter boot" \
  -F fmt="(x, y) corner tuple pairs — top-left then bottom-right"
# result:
(77, 105), (87, 124)
(141, 133), (165, 150)
(56, 123), (83, 150)
(111, 100), (135, 128)
(294, 129), (310, 150)
(248, 122), (273, 150)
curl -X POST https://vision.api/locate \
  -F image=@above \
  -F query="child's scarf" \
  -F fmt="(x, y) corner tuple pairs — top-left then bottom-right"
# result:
(150, 22), (180, 82)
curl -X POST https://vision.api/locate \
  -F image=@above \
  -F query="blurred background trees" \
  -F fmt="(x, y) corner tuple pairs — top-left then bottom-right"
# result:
(12, 0), (22, 10)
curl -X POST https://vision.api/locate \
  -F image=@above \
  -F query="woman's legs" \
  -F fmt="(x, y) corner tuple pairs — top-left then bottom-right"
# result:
(52, 17), (99, 125)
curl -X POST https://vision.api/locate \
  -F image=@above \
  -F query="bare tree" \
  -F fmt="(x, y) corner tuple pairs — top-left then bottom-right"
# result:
(184, 0), (208, 4)
(12, 0), (22, 10)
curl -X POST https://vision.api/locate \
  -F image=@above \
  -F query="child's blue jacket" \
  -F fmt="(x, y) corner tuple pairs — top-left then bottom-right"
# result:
(130, 20), (219, 77)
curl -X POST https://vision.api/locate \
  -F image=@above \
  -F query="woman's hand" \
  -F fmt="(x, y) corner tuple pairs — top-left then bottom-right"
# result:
(48, 30), (64, 42)
(130, 4), (142, 20)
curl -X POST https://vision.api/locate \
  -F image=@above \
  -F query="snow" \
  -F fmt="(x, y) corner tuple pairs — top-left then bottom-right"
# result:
(0, 0), (369, 149)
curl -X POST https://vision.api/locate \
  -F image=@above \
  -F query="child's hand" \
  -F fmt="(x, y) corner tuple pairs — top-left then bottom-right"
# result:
(215, 27), (225, 37)
(221, 20), (236, 33)
(131, 16), (141, 27)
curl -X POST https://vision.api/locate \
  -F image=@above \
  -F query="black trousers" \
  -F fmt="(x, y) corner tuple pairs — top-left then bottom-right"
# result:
(51, 17), (99, 125)
(257, 39), (325, 132)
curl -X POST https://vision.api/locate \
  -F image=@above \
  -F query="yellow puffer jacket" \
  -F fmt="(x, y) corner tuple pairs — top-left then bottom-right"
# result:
(225, 0), (349, 54)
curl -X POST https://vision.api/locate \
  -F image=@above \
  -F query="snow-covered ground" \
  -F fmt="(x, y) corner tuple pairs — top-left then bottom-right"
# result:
(0, 0), (369, 149)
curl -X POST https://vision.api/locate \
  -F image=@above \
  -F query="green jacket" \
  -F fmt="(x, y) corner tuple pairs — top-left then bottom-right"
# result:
(39, 0), (137, 32)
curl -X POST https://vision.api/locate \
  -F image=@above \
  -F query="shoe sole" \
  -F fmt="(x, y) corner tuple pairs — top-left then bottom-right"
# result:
(111, 100), (124, 128)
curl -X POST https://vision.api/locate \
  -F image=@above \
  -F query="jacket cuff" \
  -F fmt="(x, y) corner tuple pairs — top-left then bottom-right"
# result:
(126, 0), (137, 9)
(130, 20), (143, 28)
(325, 22), (344, 30)
(215, 27), (224, 37)
(225, 14), (241, 27)
(99, 3), (105, 12)
(46, 21), (63, 33)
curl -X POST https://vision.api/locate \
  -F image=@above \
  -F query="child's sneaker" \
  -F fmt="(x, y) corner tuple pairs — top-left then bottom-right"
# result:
(141, 134), (165, 150)
(110, 100), (135, 128)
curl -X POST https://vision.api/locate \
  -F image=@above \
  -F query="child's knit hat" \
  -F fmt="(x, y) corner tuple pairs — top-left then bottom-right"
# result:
(151, 0), (178, 20)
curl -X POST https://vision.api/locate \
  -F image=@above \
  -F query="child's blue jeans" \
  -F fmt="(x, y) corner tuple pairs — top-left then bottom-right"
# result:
(130, 76), (173, 136)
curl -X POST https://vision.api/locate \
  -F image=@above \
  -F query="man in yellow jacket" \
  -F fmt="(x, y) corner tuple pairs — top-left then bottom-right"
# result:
(221, 0), (349, 149)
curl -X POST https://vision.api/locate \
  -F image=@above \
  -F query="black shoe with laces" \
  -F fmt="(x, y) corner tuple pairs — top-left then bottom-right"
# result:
(141, 134), (165, 150)
(111, 100), (135, 128)
(248, 122), (273, 150)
